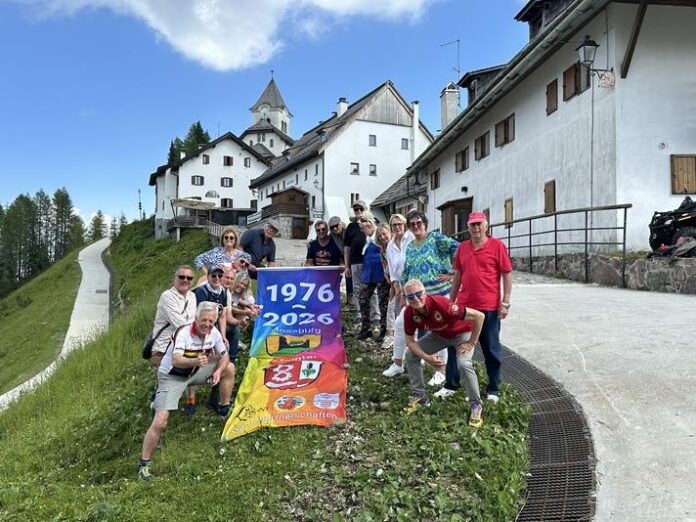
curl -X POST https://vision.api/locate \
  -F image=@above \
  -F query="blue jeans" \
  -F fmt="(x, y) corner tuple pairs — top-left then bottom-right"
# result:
(226, 324), (240, 363)
(444, 310), (501, 395)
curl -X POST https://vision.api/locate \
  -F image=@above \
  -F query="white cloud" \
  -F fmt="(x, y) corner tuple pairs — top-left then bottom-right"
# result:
(18, 0), (436, 70)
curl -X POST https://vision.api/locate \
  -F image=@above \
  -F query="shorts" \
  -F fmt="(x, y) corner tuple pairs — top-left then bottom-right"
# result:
(153, 364), (217, 411)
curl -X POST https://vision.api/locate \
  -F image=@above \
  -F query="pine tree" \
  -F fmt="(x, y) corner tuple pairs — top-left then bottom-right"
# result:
(0, 204), (13, 297)
(4, 194), (39, 281)
(69, 215), (86, 251)
(33, 189), (54, 269)
(53, 187), (75, 261)
(89, 210), (106, 241)
(183, 121), (211, 157)
(109, 217), (118, 237)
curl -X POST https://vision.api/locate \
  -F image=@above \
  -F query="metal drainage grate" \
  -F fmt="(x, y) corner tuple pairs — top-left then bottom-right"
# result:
(487, 345), (596, 521)
(95, 289), (108, 294)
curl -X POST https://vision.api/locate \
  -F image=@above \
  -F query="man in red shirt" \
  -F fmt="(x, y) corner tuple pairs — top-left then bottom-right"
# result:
(445, 211), (512, 403)
(402, 279), (485, 427)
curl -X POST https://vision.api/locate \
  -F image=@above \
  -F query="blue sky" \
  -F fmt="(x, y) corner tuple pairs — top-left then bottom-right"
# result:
(0, 0), (528, 222)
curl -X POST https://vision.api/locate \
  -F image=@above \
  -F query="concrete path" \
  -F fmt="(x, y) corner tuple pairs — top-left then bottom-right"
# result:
(0, 238), (111, 411)
(502, 273), (696, 521)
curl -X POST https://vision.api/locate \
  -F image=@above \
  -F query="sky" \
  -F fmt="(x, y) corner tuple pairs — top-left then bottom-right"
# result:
(0, 0), (529, 222)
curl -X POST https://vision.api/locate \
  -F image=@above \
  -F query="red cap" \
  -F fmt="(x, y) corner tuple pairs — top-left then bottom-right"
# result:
(467, 211), (487, 224)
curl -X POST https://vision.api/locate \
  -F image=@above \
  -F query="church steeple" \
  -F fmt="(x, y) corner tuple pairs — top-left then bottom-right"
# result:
(250, 77), (292, 135)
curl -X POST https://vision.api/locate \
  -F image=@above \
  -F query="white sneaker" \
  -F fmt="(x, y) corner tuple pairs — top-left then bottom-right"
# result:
(434, 387), (456, 399)
(427, 371), (446, 387)
(382, 363), (404, 378)
(380, 335), (394, 350)
(486, 394), (500, 404)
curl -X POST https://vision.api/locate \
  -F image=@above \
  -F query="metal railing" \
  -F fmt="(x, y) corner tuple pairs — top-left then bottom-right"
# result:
(481, 204), (632, 287)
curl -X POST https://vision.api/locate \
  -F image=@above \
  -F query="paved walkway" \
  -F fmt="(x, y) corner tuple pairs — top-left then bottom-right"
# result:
(0, 238), (111, 411)
(502, 273), (696, 521)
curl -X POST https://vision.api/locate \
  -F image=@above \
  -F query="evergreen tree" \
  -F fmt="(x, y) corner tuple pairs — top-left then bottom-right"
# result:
(167, 137), (185, 164)
(69, 215), (86, 251)
(0, 204), (13, 297)
(183, 121), (211, 157)
(4, 194), (39, 281)
(33, 189), (54, 269)
(53, 187), (74, 261)
(88, 210), (106, 241)
(109, 217), (118, 237)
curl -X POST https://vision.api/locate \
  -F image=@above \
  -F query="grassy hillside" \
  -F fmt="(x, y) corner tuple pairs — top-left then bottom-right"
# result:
(0, 248), (82, 395)
(0, 219), (530, 521)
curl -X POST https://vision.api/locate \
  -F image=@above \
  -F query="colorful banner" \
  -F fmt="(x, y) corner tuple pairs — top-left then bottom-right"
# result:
(221, 267), (347, 441)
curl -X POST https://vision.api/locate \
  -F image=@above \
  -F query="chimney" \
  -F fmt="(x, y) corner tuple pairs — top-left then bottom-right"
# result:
(411, 100), (420, 163)
(337, 97), (348, 116)
(440, 82), (460, 130)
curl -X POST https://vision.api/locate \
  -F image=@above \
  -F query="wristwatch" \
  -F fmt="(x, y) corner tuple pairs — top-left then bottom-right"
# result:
(501, 302), (510, 309)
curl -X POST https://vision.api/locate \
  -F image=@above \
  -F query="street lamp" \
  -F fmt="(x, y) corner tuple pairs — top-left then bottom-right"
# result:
(576, 35), (612, 75)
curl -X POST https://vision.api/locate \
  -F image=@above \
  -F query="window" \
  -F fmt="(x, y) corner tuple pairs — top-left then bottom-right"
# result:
(482, 208), (490, 222)
(221, 198), (233, 208)
(281, 121), (287, 133)
(544, 180), (556, 213)
(192, 175), (204, 186)
(455, 147), (469, 172)
(401, 138), (409, 150)
(244, 157), (251, 167)
(270, 138), (274, 148)
(283, 180), (286, 189)
(369, 134), (377, 146)
(369, 164), (377, 176)
(259, 133), (266, 142)
(221, 177), (233, 188)
(546, 79), (558, 115)
(311, 195), (316, 208)
(295, 173), (299, 184)
(474, 131), (490, 160)
(251, 199), (257, 210)
(562, 63), (589, 101)
(202, 154), (210, 165)
(430, 168), (440, 190)
(315, 164), (319, 176)
(671, 155), (696, 194)
(223, 156), (233, 166)
(265, 189), (269, 197)
(504, 198), (514, 228)
(304, 169), (308, 181)
(350, 162), (360, 175)
(495, 114), (515, 147)
(350, 193), (360, 205)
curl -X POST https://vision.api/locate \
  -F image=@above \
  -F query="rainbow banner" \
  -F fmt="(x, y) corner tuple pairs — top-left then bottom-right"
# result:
(221, 267), (347, 441)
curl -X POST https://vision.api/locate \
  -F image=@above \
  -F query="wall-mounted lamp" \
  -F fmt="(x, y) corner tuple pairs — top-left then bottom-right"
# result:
(576, 35), (612, 74)
(461, 186), (468, 193)
(313, 179), (321, 190)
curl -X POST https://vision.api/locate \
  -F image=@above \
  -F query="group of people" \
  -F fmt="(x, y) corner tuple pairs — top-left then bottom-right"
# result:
(138, 220), (280, 480)
(138, 206), (512, 480)
(307, 201), (512, 429)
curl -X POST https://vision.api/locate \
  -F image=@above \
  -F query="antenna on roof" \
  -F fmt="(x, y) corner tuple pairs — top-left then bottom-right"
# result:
(440, 38), (461, 109)
(270, 69), (274, 79)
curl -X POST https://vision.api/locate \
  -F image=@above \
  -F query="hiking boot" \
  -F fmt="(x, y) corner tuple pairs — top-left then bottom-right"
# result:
(434, 387), (456, 399)
(404, 395), (431, 414)
(468, 402), (484, 428)
(184, 403), (196, 416)
(357, 329), (372, 340)
(427, 371), (446, 387)
(138, 465), (153, 481)
(217, 403), (231, 417)
(486, 393), (500, 404)
(382, 363), (404, 378)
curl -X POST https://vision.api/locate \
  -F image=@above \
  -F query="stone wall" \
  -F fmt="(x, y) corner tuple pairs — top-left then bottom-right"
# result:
(511, 254), (696, 294)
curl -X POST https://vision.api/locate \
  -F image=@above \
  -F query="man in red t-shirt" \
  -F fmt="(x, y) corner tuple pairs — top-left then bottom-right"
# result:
(402, 279), (485, 427)
(445, 211), (512, 403)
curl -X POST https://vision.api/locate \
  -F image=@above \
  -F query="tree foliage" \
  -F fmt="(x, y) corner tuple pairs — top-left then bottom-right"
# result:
(166, 122), (210, 164)
(88, 210), (106, 242)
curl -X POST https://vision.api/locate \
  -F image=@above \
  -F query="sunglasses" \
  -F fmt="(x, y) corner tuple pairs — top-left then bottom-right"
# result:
(405, 290), (425, 301)
(223, 235), (236, 240)
(177, 275), (194, 282)
(408, 220), (424, 228)
(210, 273), (223, 279)
(315, 227), (327, 232)
(237, 259), (249, 266)
(353, 207), (364, 212)
(330, 225), (340, 230)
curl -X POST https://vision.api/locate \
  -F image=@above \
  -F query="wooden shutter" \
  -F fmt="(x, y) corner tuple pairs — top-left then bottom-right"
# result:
(455, 150), (463, 172)
(463, 146), (469, 170)
(563, 64), (579, 100)
(474, 137), (482, 160)
(544, 180), (556, 213)
(495, 121), (505, 147)
(546, 79), (558, 115)
(504, 198), (513, 228)
(430, 169), (440, 190)
(507, 114), (515, 143)
(671, 155), (696, 194)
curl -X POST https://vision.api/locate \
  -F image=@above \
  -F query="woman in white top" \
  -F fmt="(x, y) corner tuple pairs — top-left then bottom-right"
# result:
(381, 214), (414, 377)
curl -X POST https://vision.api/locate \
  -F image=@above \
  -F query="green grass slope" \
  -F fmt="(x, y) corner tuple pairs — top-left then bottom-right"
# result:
(0, 249), (82, 395)
(0, 219), (530, 521)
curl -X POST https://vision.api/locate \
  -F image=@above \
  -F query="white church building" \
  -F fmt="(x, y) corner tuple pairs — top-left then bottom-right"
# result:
(406, 0), (696, 252)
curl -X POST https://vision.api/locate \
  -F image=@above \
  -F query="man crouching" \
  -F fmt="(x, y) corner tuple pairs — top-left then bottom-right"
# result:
(138, 301), (235, 480)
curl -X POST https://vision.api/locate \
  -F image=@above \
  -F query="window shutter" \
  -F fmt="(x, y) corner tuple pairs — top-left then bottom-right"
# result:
(563, 65), (576, 100)
(546, 79), (558, 115)
(495, 121), (504, 147)
(475, 137), (482, 160)
(504, 198), (513, 228)
(544, 180), (556, 213)
(671, 155), (696, 194)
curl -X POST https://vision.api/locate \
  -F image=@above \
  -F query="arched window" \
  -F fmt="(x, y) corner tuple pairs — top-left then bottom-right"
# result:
(205, 190), (219, 198)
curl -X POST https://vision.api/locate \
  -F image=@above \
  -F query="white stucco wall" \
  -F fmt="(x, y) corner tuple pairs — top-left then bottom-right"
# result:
(245, 128), (291, 157)
(323, 119), (431, 219)
(613, 3), (696, 250)
(177, 139), (266, 209)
